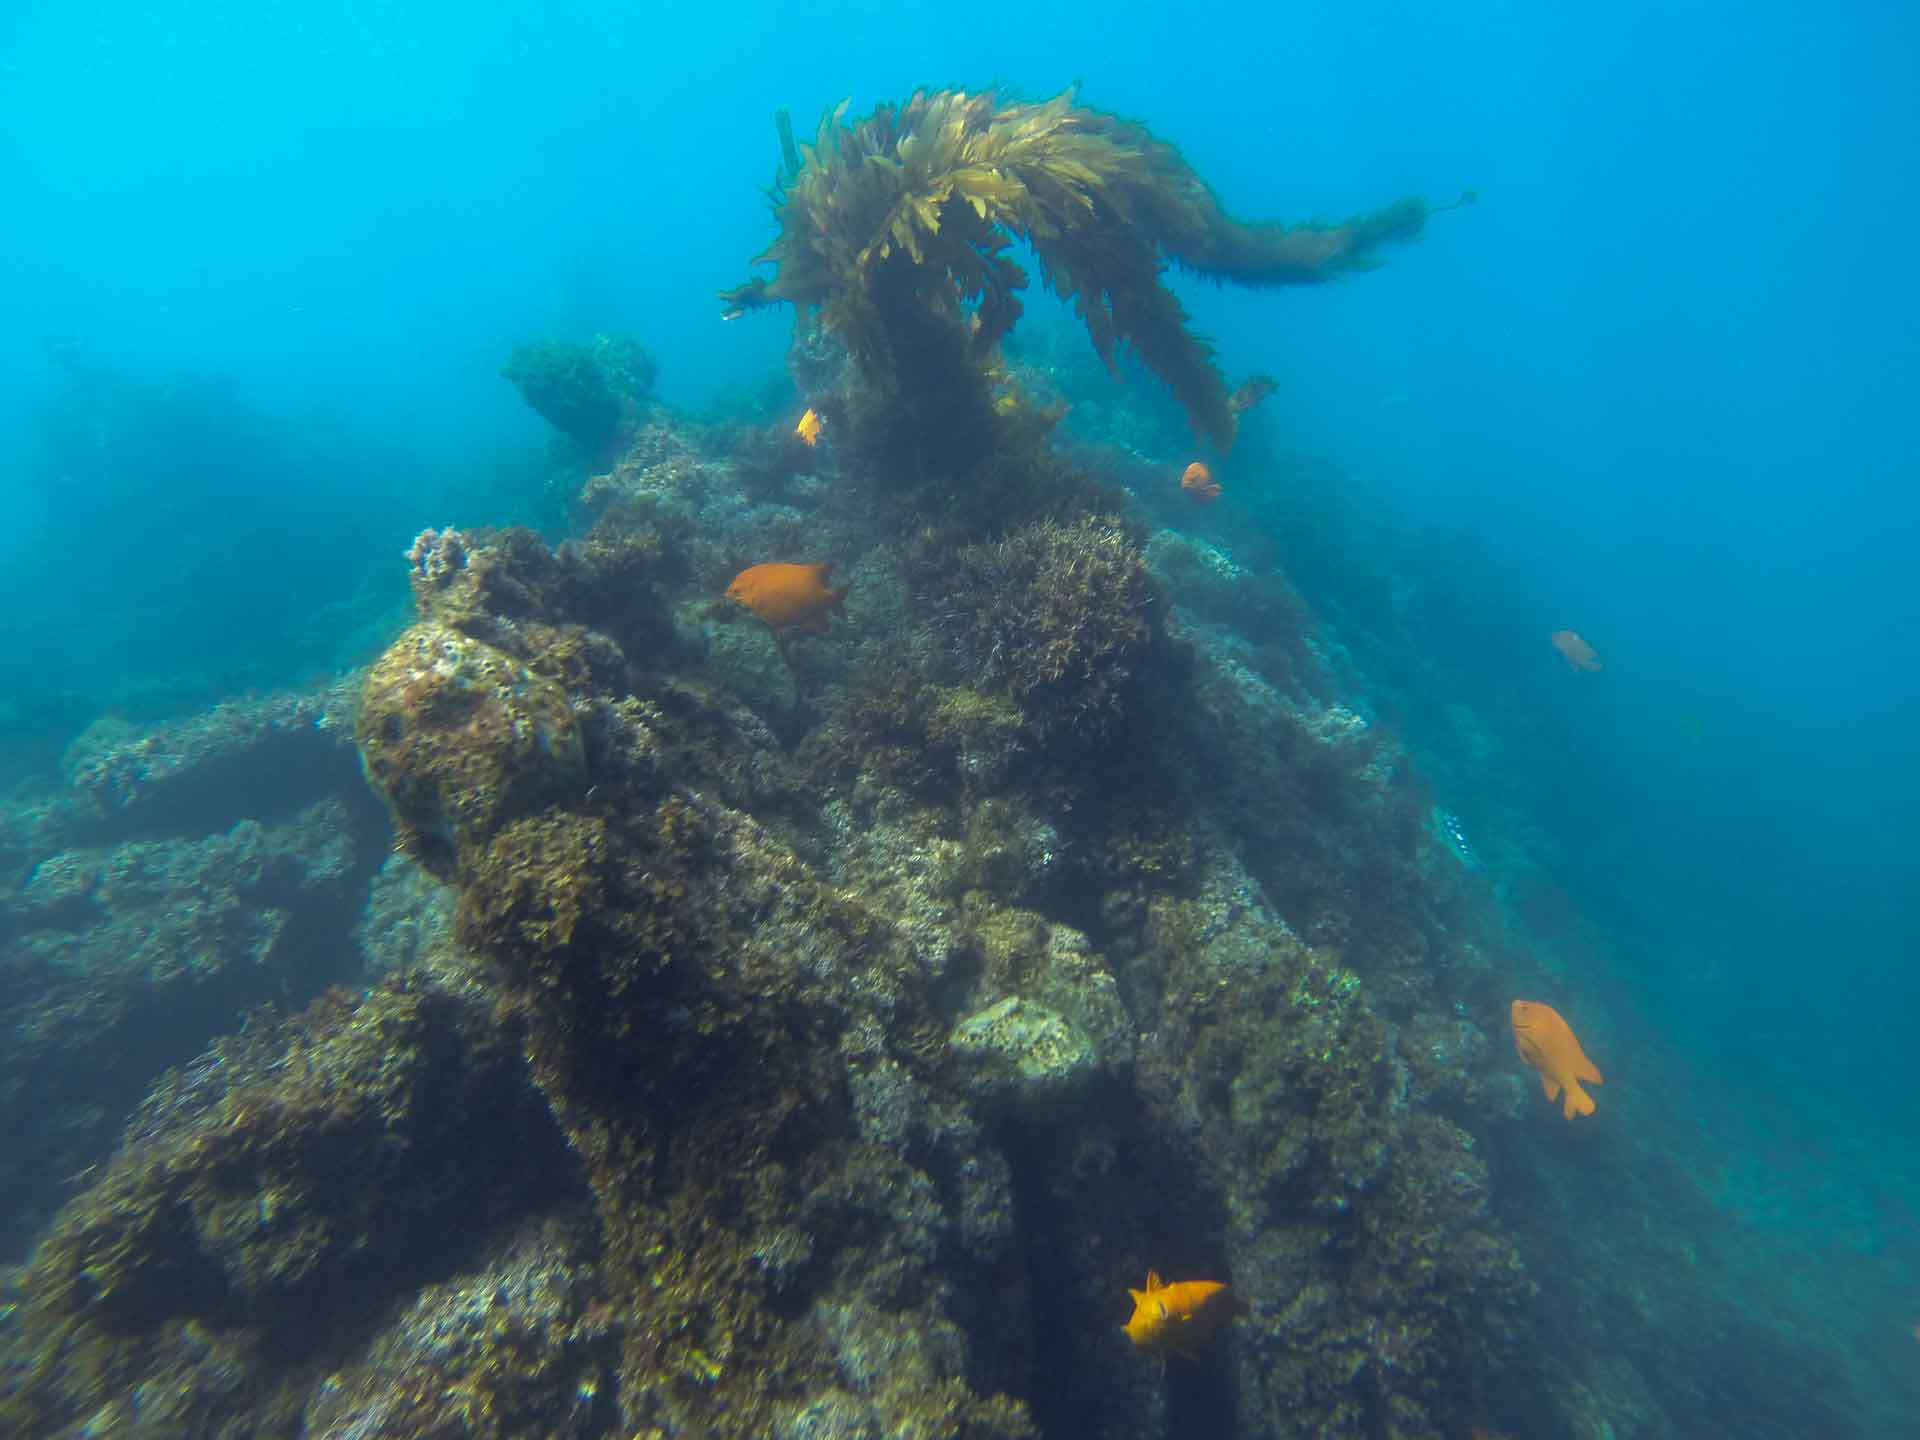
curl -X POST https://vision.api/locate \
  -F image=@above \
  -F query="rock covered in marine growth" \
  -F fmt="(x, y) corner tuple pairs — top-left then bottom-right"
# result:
(947, 914), (1133, 1120)
(949, 996), (1096, 1116)
(60, 675), (365, 830)
(0, 981), (568, 1440)
(0, 787), (384, 1259)
(357, 622), (585, 872)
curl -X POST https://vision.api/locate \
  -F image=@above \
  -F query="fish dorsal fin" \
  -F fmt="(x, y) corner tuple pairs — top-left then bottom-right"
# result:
(1578, 1056), (1604, 1084)
(1145, 1270), (1164, 1292)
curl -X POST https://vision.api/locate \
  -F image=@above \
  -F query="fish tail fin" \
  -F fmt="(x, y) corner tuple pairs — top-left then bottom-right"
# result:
(1564, 1083), (1596, 1119)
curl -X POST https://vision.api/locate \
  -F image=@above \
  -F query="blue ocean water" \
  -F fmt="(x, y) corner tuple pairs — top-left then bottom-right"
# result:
(1, 0), (1915, 1432)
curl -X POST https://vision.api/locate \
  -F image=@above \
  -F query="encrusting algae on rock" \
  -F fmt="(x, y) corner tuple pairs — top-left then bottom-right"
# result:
(356, 619), (586, 870)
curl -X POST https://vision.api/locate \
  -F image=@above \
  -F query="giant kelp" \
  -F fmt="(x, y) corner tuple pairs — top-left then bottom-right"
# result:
(722, 88), (1448, 451)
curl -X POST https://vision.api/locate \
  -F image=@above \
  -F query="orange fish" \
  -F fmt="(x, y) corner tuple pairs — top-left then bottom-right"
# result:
(1122, 1271), (1247, 1359)
(795, 408), (823, 446)
(1550, 629), (1602, 671)
(724, 562), (848, 633)
(1179, 461), (1222, 503)
(1511, 999), (1604, 1119)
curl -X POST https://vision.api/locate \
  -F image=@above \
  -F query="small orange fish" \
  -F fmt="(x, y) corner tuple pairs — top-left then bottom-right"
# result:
(724, 562), (848, 633)
(1511, 999), (1604, 1119)
(1179, 461), (1222, 503)
(1550, 629), (1602, 671)
(795, 408), (823, 446)
(1122, 1271), (1247, 1360)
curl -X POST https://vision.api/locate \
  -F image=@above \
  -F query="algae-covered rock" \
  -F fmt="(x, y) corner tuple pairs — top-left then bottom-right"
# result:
(501, 334), (656, 454)
(957, 904), (1135, 1072)
(24, 982), (553, 1330)
(0, 979), (568, 1440)
(357, 622), (585, 871)
(940, 514), (1159, 740)
(298, 1213), (613, 1440)
(780, 1388), (880, 1440)
(353, 852), (457, 979)
(949, 995), (1096, 1116)
(61, 674), (365, 830)
(0, 794), (382, 1260)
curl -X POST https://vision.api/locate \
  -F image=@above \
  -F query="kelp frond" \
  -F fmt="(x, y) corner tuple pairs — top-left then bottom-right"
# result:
(722, 88), (1454, 449)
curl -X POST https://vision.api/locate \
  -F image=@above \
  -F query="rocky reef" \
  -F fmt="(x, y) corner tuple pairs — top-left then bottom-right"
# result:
(501, 334), (659, 460)
(0, 680), (392, 1259)
(0, 93), (1876, 1440)
(1, 388), (1541, 1440)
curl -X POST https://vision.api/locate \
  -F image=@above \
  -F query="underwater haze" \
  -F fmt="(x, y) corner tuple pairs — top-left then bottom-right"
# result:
(1, 0), (1916, 1436)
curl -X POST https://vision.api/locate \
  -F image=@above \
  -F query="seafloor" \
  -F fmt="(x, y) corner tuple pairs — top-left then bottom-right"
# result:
(1, 333), (1902, 1438)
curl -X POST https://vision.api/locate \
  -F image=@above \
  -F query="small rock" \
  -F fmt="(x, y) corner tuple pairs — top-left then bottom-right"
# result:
(949, 996), (1097, 1118)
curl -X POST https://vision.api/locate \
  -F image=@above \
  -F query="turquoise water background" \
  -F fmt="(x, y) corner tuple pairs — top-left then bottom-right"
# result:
(2, 0), (1915, 1419)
